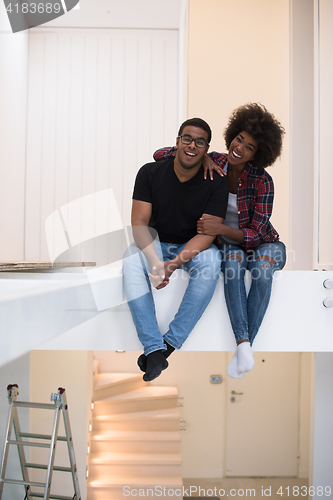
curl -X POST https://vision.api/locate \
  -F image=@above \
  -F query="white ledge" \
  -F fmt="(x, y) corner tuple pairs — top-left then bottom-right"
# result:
(32, 270), (333, 353)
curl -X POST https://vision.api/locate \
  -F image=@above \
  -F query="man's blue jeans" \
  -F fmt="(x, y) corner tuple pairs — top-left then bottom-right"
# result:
(219, 241), (286, 346)
(123, 241), (221, 355)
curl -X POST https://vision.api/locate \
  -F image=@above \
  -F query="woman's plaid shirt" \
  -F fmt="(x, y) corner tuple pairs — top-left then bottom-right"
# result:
(153, 148), (280, 250)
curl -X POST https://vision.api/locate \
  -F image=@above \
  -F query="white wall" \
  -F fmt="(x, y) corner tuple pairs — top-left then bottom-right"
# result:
(1, 0), (185, 264)
(23, 0), (183, 263)
(311, 353), (333, 497)
(0, 3), (28, 261)
(25, 27), (179, 262)
(317, 0), (333, 268)
(43, 0), (184, 30)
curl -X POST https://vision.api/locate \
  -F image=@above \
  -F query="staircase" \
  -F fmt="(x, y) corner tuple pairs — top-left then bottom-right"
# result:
(87, 363), (183, 499)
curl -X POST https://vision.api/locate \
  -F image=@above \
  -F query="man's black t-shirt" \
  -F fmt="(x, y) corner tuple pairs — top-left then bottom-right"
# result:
(132, 158), (229, 244)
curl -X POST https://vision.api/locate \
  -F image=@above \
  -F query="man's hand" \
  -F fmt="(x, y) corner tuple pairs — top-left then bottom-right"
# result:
(148, 260), (166, 288)
(197, 214), (223, 236)
(148, 260), (178, 290)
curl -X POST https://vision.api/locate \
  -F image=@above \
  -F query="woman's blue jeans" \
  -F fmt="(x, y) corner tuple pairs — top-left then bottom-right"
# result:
(219, 241), (286, 346)
(123, 241), (221, 355)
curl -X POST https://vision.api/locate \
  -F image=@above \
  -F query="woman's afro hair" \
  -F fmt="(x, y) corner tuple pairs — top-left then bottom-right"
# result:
(224, 103), (285, 169)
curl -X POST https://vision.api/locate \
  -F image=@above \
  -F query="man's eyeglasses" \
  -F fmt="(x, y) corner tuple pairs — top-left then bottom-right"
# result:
(178, 135), (208, 148)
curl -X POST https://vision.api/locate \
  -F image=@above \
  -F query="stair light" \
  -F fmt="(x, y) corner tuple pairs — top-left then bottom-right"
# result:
(91, 402), (94, 410)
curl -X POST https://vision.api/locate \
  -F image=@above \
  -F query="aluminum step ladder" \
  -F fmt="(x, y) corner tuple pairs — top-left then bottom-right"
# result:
(0, 385), (81, 500)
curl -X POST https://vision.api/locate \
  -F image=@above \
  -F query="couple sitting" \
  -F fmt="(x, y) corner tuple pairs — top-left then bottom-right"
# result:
(123, 106), (286, 382)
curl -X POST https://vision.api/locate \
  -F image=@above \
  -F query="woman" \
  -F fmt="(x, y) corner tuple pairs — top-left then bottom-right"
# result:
(153, 103), (286, 378)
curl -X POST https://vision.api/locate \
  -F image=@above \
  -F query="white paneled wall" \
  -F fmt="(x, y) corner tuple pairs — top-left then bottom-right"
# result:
(25, 28), (179, 263)
(0, 3), (28, 261)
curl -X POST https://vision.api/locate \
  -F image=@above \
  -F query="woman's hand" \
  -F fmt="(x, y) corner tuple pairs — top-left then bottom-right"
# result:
(203, 154), (226, 180)
(197, 214), (223, 236)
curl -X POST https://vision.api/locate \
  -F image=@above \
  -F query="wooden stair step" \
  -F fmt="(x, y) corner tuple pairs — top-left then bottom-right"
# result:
(88, 475), (183, 487)
(91, 430), (181, 442)
(92, 407), (181, 431)
(93, 386), (179, 414)
(93, 373), (146, 400)
(95, 386), (178, 402)
(95, 373), (141, 387)
(90, 451), (181, 465)
(93, 407), (180, 421)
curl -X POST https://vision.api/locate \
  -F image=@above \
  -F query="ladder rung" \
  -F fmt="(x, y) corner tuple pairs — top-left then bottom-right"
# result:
(18, 432), (67, 441)
(24, 463), (72, 473)
(29, 493), (77, 500)
(0, 478), (45, 487)
(7, 440), (50, 448)
(13, 401), (55, 410)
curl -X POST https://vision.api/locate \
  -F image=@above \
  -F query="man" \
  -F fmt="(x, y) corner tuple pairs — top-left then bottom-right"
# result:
(123, 118), (229, 381)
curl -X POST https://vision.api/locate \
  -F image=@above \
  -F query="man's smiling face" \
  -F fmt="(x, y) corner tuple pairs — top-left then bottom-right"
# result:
(175, 126), (209, 171)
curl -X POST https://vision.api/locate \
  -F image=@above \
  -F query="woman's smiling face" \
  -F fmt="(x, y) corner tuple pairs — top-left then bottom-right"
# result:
(227, 130), (258, 169)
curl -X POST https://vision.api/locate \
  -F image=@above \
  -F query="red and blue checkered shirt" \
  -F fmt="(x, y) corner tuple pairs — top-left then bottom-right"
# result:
(153, 148), (280, 250)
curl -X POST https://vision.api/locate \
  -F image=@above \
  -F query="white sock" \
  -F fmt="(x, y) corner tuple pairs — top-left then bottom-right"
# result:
(237, 342), (255, 373)
(227, 351), (245, 379)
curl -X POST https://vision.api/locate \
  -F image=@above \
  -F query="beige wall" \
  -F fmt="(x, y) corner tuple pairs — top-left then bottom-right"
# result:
(289, 0), (315, 270)
(187, 0), (291, 255)
(299, 353), (312, 478)
(29, 351), (94, 500)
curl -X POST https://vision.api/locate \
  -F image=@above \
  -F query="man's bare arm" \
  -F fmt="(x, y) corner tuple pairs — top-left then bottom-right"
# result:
(131, 200), (162, 268)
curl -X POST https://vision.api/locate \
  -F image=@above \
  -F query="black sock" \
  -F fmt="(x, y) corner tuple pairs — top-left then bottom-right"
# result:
(164, 341), (175, 358)
(137, 353), (148, 372)
(137, 341), (175, 372)
(143, 350), (168, 382)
